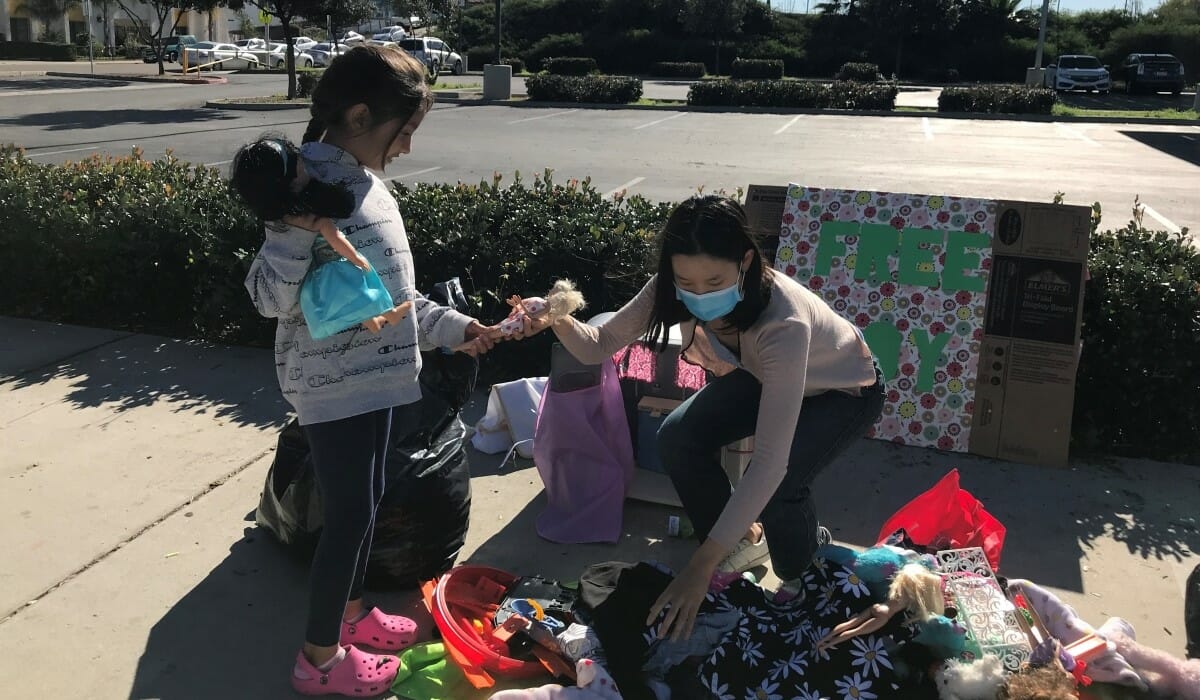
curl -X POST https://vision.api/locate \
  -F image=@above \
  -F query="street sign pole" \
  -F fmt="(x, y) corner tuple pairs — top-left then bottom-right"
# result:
(86, 0), (95, 75)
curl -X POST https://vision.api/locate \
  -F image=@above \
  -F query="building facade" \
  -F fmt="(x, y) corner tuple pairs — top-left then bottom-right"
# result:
(2, 1), (236, 46)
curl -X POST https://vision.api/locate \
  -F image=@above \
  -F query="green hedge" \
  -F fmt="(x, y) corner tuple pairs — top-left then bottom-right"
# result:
(0, 41), (76, 61)
(465, 46), (524, 74)
(522, 32), (585, 72)
(544, 56), (597, 76)
(688, 80), (898, 110)
(730, 58), (784, 80)
(297, 69), (322, 98)
(1074, 219), (1200, 464)
(938, 85), (1056, 115)
(524, 74), (643, 103)
(835, 62), (880, 82)
(2, 147), (1196, 462)
(651, 61), (706, 79)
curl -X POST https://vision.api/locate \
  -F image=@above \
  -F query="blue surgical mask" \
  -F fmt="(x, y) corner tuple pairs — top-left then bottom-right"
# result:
(675, 269), (745, 321)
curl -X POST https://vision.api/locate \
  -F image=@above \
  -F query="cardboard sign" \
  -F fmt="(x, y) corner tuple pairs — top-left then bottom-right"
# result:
(746, 184), (1089, 466)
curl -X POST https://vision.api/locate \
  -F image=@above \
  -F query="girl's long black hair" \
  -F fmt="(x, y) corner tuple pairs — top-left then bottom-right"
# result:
(229, 137), (354, 222)
(645, 194), (774, 351)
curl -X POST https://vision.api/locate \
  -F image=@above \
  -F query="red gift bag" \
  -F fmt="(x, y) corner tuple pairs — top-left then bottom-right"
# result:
(876, 469), (1007, 571)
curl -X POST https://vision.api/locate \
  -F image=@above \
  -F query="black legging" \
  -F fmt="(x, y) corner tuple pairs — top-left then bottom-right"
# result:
(302, 408), (392, 647)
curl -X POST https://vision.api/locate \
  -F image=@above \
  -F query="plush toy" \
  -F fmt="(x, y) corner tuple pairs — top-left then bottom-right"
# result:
(1109, 629), (1200, 700)
(452, 280), (586, 352)
(231, 137), (412, 337)
(935, 655), (1008, 700)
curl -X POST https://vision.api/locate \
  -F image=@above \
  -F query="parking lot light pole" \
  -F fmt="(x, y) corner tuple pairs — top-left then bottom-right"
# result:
(494, 0), (502, 66)
(1034, 0), (1051, 69)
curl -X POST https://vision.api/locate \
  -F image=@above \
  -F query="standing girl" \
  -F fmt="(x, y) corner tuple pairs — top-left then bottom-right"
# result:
(516, 195), (885, 641)
(242, 46), (495, 696)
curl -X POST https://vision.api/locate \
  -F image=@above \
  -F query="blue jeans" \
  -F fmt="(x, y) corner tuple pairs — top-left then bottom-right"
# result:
(657, 368), (885, 580)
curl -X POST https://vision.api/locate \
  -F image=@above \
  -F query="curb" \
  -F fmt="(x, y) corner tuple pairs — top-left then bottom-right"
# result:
(205, 99), (308, 111)
(45, 71), (226, 85)
(205, 94), (1198, 126)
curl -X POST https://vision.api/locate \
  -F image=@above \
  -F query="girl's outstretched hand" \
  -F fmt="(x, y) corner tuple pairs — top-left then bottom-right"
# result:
(459, 320), (499, 357)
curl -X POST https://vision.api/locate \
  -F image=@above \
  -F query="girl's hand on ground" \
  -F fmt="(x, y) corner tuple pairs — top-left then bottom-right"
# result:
(646, 544), (723, 642)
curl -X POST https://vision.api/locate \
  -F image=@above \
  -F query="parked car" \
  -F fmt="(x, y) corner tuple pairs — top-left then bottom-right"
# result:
(291, 36), (318, 51)
(308, 43), (350, 67)
(264, 42), (315, 69)
(1119, 53), (1186, 96)
(234, 38), (267, 51)
(398, 37), (464, 75)
(141, 34), (197, 63)
(1046, 54), (1112, 93)
(372, 25), (409, 42)
(182, 42), (261, 70)
(339, 31), (366, 45)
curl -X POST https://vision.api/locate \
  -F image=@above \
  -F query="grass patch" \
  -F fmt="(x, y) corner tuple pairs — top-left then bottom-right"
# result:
(431, 82), (472, 90)
(215, 95), (309, 105)
(634, 97), (686, 106)
(1052, 104), (1198, 120)
(895, 105), (936, 113)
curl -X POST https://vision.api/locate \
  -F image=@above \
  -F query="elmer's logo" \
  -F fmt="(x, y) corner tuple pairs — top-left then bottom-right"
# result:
(1025, 270), (1070, 295)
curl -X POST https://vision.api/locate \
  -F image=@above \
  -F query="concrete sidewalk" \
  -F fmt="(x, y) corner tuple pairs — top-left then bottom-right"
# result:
(0, 316), (1196, 699)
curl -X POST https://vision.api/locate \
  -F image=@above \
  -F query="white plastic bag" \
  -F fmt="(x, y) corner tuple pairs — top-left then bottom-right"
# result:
(470, 377), (547, 460)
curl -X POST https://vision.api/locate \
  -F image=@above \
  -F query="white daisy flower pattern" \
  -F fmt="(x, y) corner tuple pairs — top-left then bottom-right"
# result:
(737, 637), (766, 666)
(834, 569), (870, 598)
(849, 636), (893, 678)
(703, 672), (734, 700)
(744, 678), (782, 700)
(793, 686), (831, 700)
(768, 650), (809, 681)
(834, 672), (877, 700)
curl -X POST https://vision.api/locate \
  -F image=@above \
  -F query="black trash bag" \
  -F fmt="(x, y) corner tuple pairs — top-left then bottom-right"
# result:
(255, 278), (478, 589)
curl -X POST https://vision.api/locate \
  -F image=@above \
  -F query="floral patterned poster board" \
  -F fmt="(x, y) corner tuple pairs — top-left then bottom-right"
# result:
(774, 185), (995, 452)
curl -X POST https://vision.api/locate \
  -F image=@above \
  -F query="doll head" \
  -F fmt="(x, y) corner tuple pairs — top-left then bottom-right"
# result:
(230, 137), (355, 223)
(889, 563), (945, 620)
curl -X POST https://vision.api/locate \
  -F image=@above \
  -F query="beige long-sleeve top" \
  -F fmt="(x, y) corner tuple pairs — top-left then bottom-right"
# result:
(552, 268), (877, 548)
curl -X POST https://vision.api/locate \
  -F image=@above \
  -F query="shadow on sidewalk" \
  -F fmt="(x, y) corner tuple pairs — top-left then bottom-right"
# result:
(5, 332), (289, 430)
(0, 107), (238, 131)
(128, 525), (433, 700)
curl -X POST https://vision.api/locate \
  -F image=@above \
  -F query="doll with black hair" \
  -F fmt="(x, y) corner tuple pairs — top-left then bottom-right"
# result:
(231, 137), (411, 339)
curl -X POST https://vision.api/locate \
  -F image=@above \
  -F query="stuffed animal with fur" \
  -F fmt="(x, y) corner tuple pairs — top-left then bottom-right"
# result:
(935, 655), (1008, 700)
(1001, 665), (1078, 700)
(1109, 630), (1200, 700)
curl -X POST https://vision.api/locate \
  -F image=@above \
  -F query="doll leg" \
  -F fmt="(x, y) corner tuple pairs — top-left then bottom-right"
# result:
(817, 604), (893, 651)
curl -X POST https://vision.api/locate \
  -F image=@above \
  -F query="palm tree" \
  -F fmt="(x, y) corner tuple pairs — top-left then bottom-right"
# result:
(16, 0), (79, 41)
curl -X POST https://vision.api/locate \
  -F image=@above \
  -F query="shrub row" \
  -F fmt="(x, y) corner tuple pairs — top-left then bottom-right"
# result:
(650, 62), (706, 78)
(543, 56), (598, 76)
(938, 85), (1057, 115)
(731, 58), (784, 80)
(524, 74), (643, 103)
(1, 147), (1194, 462)
(0, 41), (76, 61)
(688, 79), (897, 110)
(835, 62), (880, 83)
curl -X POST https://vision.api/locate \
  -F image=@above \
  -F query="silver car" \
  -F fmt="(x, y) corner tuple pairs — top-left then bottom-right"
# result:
(397, 37), (464, 75)
(308, 43), (351, 68)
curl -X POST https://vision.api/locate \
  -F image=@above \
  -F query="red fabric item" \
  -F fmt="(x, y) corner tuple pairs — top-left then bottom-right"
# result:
(876, 469), (1007, 571)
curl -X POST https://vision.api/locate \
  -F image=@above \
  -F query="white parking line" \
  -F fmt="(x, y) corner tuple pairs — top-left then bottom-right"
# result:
(1183, 135), (1196, 141)
(604, 177), (645, 199)
(382, 166), (441, 183)
(0, 82), (185, 98)
(507, 109), (577, 125)
(25, 145), (108, 158)
(1056, 124), (1100, 146)
(1140, 203), (1182, 233)
(922, 117), (934, 142)
(774, 115), (801, 135)
(204, 159), (232, 168)
(633, 112), (686, 130)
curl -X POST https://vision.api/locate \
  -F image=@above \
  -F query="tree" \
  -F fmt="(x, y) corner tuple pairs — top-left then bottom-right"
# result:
(16, 0), (78, 41)
(114, 1), (228, 75)
(251, 0), (324, 99)
(314, 0), (374, 47)
(679, 0), (751, 73)
(1154, 0), (1200, 23)
(858, 0), (953, 77)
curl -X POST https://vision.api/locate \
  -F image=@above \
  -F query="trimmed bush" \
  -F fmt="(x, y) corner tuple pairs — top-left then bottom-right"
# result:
(525, 74), (643, 103)
(122, 43), (147, 59)
(835, 62), (880, 82)
(651, 61), (706, 79)
(504, 57), (526, 74)
(688, 80), (897, 110)
(297, 69), (322, 98)
(522, 32), (586, 72)
(1075, 220), (1200, 464)
(465, 46), (524, 74)
(0, 41), (76, 61)
(544, 56), (597, 76)
(938, 85), (1056, 115)
(730, 58), (784, 80)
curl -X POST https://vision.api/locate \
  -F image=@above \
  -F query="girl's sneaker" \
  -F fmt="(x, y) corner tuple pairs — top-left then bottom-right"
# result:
(340, 607), (418, 651)
(717, 536), (770, 573)
(291, 644), (399, 697)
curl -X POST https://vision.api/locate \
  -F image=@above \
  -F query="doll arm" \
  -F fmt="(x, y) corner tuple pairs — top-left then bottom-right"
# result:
(244, 221), (314, 319)
(282, 213), (371, 272)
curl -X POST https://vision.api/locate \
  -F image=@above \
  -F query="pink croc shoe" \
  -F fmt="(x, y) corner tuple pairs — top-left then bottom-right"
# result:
(340, 607), (418, 651)
(291, 645), (398, 697)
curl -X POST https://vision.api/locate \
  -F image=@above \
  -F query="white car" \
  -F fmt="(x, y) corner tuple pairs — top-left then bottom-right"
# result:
(308, 43), (351, 67)
(233, 38), (267, 51)
(182, 42), (261, 70)
(1047, 54), (1112, 94)
(339, 31), (366, 45)
(265, 42), (315, 69)
(398, 37), (464, 75)
(372, 25), (408, 42)
(291, 36), (318, 51)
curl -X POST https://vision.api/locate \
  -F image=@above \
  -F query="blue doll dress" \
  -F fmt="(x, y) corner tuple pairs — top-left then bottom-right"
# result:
(300, 236), (396, 340)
